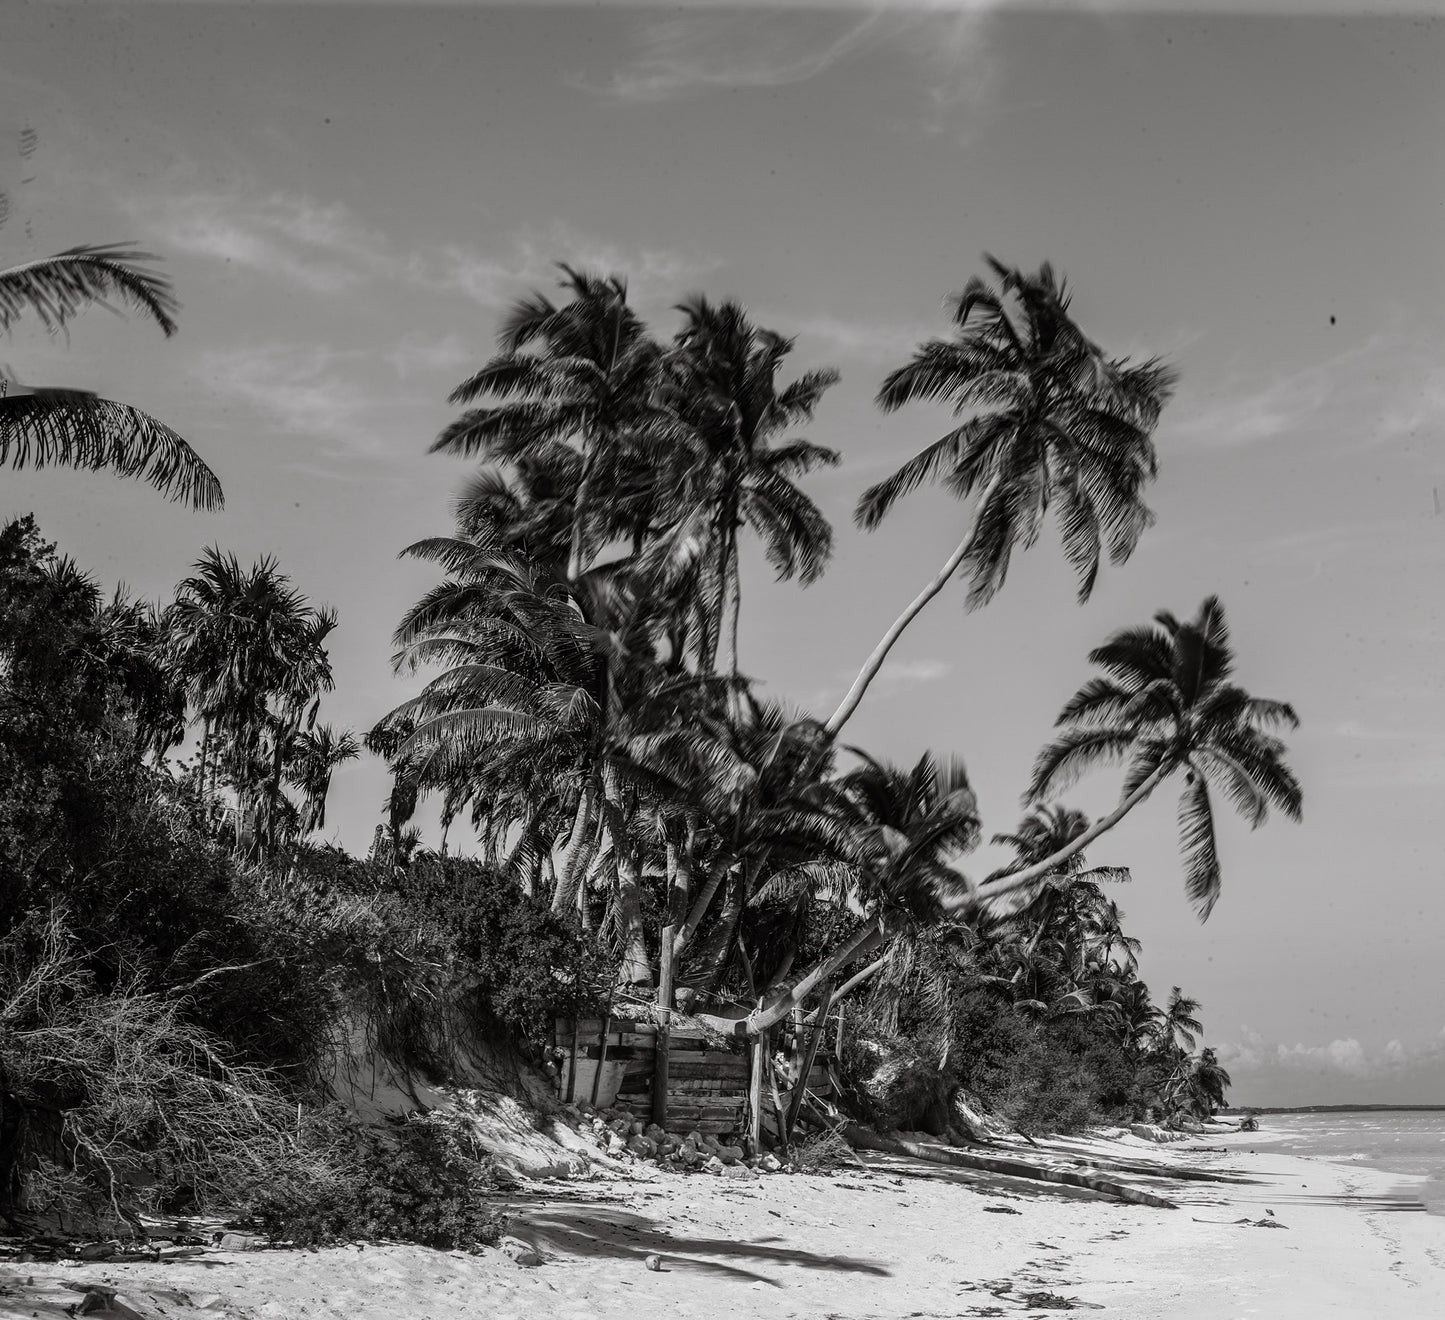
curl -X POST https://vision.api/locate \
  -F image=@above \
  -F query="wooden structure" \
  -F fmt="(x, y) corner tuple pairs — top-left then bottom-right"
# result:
(552, 1017), (836, 1137)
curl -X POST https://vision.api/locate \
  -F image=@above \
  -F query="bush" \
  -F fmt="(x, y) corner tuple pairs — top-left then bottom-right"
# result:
(0, 910), (308, 1233)
(245, 1108), (508, 1250)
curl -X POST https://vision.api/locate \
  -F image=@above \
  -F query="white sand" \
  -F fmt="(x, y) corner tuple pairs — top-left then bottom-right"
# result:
(6, 1130), (1443, 1319)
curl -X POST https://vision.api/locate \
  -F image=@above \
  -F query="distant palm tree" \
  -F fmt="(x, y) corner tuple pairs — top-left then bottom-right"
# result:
(1158, 986), (1203, 1053)
(0, 244), (221, 508)
(825, 258), (1175, 737)
(288, 723), (360, 835)
(980, 595), (1303, 918)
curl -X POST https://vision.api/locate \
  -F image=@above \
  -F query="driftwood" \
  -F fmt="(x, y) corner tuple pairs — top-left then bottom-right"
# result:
(841, 1125), (1179, 1210)
(1030, 1149), (1258, 1186)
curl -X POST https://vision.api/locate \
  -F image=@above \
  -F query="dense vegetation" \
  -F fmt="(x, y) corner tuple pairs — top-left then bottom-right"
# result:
(0, 244), (1299, 1234)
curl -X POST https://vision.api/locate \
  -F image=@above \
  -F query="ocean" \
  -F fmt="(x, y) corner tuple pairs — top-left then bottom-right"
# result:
(1249, 1110), (1445, 1215)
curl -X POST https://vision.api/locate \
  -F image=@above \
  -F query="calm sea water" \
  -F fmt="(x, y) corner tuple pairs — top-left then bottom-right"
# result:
(1251, 1111), (1445, 1214)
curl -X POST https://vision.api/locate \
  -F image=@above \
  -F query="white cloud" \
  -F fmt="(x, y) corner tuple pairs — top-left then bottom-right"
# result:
(588, 11), (883, 102)
(194, 342), (436, 461)
(1219, 1025), (1445, 1081)
(1164, 328), (1445, 452)
(125, 191), (392, 293)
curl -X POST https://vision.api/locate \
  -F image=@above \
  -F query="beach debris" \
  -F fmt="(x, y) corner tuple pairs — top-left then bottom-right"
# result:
(983, 1205), (1021, 1215)
(499, 1235), (544, 1266)
(644, 1253), (664, 1271)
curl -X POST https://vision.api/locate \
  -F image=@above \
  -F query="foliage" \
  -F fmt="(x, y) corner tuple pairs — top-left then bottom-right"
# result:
(0, 244), (222, 508)
(244, 1108), (508, 1250)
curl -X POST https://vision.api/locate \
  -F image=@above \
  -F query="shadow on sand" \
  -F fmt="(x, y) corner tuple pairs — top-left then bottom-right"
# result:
(507, 1202), (892, 1286)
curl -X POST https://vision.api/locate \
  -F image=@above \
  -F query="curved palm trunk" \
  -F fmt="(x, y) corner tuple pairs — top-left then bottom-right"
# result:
(740, 918), (887, 1037)
(724, 528), (742, 714)
(824, 476), (1001, 739)
(550, 780), (598, 915)
(689, 861), (750, 995)
(673, 859), (731, 959)
(614, 838), (653, 988)
(964, 763), (1172, 909)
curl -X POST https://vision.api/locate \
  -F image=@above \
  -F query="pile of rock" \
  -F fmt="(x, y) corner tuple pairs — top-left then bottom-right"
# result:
(554, 1101), (785, 1177)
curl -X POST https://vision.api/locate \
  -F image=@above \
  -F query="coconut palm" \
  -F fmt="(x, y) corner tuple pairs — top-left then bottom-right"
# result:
(655, 297), (839, 678)
(825, 257), (1175, 737)
(979, 595), (1303, 918)
(1157, 987), (1203, 1054)
(431, 266), (665, 582)
(735, 748), (980, 1037)
(0, 244), (221, 509)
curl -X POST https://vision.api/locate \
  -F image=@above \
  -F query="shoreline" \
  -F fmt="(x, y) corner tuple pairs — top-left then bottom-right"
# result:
(5, 1129), (1443, 1319)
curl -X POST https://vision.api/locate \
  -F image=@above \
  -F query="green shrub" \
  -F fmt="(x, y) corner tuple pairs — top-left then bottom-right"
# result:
(245, 1108), (508, 1250)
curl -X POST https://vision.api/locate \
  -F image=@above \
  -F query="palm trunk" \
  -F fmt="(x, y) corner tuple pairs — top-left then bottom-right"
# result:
(785, 980), (833, 1143)
(566, 445), (598, 583)
(824, 476), (1001, 738)
(724, 527), (742, 715)
(741, 919), (888, 1037)
(551, 780), (598, 915)
(690, 860), (749, 995)
(963, 763), (1172, 908)
(615, 838), (652, 988)
(673, 858), (730, 959)
(197, 718), (211, 814)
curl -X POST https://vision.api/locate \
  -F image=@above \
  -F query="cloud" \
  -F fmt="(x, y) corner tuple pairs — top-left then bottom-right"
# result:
(194, 342), (438, 461)
(125, 191), (393, 293)
(588, 10), (883, 102)
(1218, 1025), (1445, 1095)
(1164, 328), (1445, 452)
(124, 184), (713, 312)
(782, 312), (936, 365)
(420, 223), (716, 310)
(587, 5), (997, 131)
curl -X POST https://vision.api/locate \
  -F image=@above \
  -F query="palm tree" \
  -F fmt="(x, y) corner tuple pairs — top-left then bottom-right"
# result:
(655, 297), (839, 679)
(0, 244), (221, 508)
(288, 723), (360, 835)
(735, 748), (980, 1037)
(825, 257), (1175, 737)
(977, 595), (1303, 918)
(431, 266), (664, 582)
(1158, 986), (1203, 1054)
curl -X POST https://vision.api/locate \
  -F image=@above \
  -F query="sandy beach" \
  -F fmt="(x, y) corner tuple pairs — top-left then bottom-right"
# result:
(6, 1129), (1442, 1320)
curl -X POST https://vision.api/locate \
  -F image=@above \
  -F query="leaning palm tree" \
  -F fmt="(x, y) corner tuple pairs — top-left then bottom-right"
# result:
(1, 244), (221, 509)
(977, 595), (1303, 918)
(825, 257), (1175, 736)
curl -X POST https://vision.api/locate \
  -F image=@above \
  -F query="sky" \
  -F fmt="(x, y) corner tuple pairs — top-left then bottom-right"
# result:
(2, 0), (1443, 1106)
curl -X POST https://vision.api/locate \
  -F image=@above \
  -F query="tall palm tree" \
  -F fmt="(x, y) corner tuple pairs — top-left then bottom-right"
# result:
(0, 244), (221, 508)
(1157, 986), (1203, 1054)
(825, 257), (1175, 737)
(977, 595), (1303, 918)
(431, 266), (664, 582)
(655, 297), (839, 679)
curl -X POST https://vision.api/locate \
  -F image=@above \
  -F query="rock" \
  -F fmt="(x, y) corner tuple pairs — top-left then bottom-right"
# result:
(626, 1134), (657, 1159)
(721, 1163), (758, 1180)
(644, 1253), (664, 1272)
(703, 1155), (725, 1175)
(630, 1121), (646, 1137)
(607, 1133), (628, 1156)
(759, 1153), (783, 1173)
(500, 1236), (544, 1267)
(645, 1123), (667, 1143)
(75, 1242), (117, 1260)
(216, 1232), (262, 1251)
(715, 1144), (745, 1166)
(608, 1117), (632, 1136)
